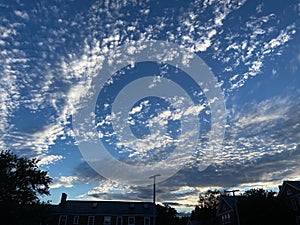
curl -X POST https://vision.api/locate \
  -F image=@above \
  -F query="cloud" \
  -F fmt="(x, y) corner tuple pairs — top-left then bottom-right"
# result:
(74, 161), (105, 183)
(151, 93), (300, 199)
(36, 154), (64, 166)
(6, 123), (66, 156)
(213, 10), (297, 92)
(81, 180), (137, 201)
(51, 176), (79, 189)
(14, 10), (29, 20)
(206, 94), (300, 166)
(73, 93), (300, 210)
(1, 0), (299, 214)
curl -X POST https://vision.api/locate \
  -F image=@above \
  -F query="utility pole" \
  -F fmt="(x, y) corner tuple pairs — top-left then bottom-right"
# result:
(149, 174), (160, 225)
(149, 174), (161, 204)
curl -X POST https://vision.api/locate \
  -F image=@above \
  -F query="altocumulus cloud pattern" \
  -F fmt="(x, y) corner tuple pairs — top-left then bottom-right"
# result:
(0, 0), (300, 211)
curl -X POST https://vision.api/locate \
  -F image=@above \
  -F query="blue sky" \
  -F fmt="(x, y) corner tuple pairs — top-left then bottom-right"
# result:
(1, 0), (300, 214)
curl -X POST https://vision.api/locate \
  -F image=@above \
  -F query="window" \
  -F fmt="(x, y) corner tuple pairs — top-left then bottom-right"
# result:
(298, 196), (300, 206)
(104, 216), (111, 225)
(73, 216), (79, 224)
(116, 216), (123, 225)
(128, 217), (135, 225)
(58, 215), (67, 225)
(226, 213), (231, 224)
(287, 189), (293, 196)
(221, 214), (231, 225)
(129, 203), (135, 208)
(143, 204), (149, 209)
(221, 215), (224, 225)
(88, 216), (95, 225)
(291, 199), (298, 211)
(144, 217), (150, 225)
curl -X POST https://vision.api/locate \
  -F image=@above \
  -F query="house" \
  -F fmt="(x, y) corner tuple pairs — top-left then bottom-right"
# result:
(50, 193), (156, 225)
(216, 195), (239, 225)
(216, 195), (294, 225)
(278, 181), (300, 225)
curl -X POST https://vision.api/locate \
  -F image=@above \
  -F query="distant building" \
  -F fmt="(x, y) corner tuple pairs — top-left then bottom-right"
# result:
(278, 180), (300, 225)
(216, 194), (294, 225)
(50, 193), (156, 225)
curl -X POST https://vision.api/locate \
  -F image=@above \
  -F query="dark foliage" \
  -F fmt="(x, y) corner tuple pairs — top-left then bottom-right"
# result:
(242, 188), (277, 198)
(156, 204), (188, 225)
(0, 150), (53, 225)
(190, 189), (221, 225)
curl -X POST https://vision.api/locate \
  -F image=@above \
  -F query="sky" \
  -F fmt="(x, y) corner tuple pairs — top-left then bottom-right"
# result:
(1, 0), (300, 214)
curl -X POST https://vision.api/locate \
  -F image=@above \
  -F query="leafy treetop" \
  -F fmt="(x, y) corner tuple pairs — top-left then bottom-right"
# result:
(0, 150), (52, 205)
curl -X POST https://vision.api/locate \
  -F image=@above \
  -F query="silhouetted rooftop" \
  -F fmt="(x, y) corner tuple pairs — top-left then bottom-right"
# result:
(52, 200), (155, 216)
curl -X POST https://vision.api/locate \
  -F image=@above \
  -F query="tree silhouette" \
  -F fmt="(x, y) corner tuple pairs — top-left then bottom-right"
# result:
(0, 150), (52, 225)
(242, 188), (276, 198)
(198, 189), (221, 210)
(156, 204), (188, 225)
(190, 189), (221, 225)
(190, 188), (292, 225)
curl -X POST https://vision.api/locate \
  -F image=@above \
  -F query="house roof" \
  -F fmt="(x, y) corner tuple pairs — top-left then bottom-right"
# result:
(216, 195), (238, 215)
(278, 180), (300, 197)
(220, 195), (238, 209)
(221, 195), (239, 209)
(52, 200), (155, 216)
(283, 180), (300, 191)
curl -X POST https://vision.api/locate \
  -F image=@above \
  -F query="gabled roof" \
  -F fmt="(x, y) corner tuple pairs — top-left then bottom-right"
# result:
(216, 195), (238, 215)
(221, 196), (238, 209)
(284, 181), (300, 191)
(278, 180), (300, 197)
(52, 200), (155, 216)
(221, 195), (238, 209)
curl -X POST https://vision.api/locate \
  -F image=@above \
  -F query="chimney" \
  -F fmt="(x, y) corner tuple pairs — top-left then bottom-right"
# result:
(60, 193), (67, 205)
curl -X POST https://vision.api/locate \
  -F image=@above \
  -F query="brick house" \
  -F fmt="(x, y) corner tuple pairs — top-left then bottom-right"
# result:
(278, 181), (300, 225)
(50, 193), (156, 225)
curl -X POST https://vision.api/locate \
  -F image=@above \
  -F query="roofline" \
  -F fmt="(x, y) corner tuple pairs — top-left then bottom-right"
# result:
(221, 195), (238, 209)
(216, 195), (237, 215)
(51, 212), (155, 216)
(285, 181), (300, 191)
(61, 200), (154, 204)
(278, 181), (300, 197)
